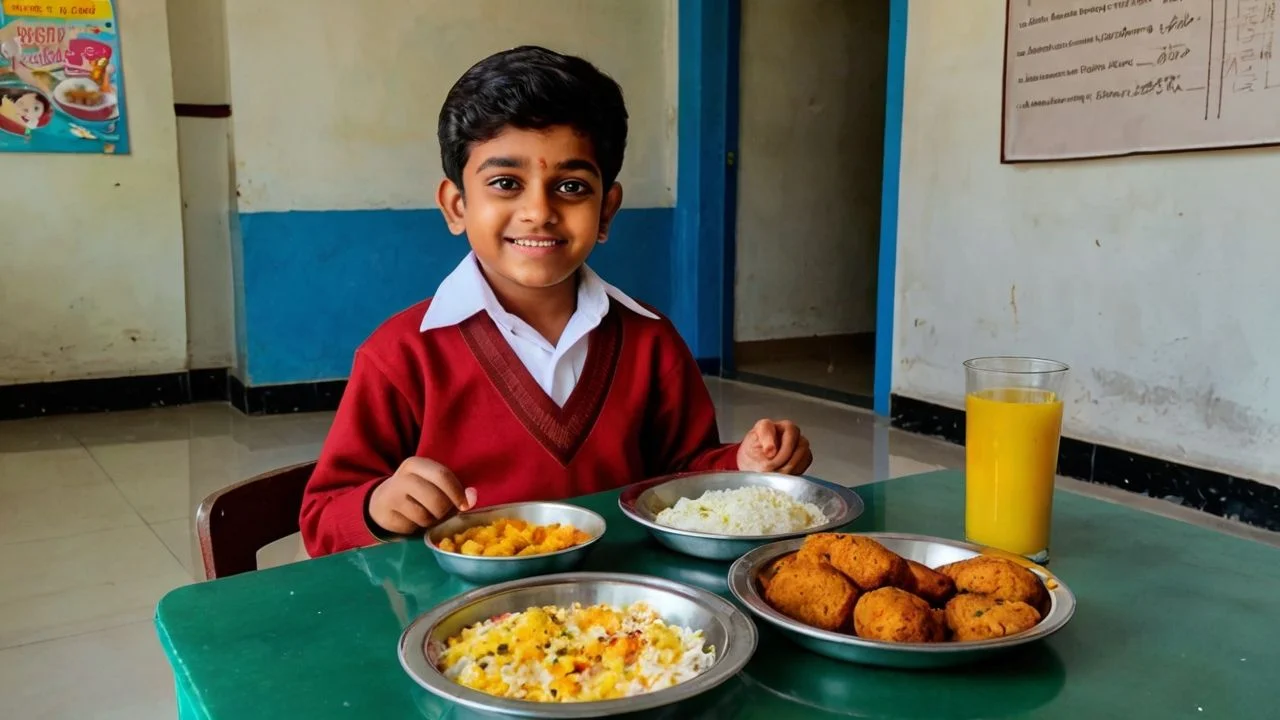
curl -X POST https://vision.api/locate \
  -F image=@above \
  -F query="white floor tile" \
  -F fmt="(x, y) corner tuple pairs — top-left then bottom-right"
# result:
(0, 448), (143, 545)
(0, 526), (189, 648)
(151, 517), (197, 579)
(0, 621), (175, 720)
(85, 440), (194, 524)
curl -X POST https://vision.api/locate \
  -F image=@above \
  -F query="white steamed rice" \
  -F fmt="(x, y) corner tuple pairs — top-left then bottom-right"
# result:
(654, 486), (826, 535)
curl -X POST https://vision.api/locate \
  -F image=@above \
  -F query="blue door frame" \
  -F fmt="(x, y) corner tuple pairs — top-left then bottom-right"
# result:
(679, 0), (908, 416)
(874, 0), (908, 415)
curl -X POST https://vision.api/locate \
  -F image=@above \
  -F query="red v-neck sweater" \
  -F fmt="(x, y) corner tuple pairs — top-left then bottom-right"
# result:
(300, 300), (740, 556)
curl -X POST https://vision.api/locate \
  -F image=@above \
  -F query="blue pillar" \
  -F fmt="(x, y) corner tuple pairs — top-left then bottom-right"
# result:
(873, 0), (909, 415)
(674, 0), (737, 366)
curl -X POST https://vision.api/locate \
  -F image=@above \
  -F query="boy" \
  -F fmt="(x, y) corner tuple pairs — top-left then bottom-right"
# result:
(300, 46), (812, 557)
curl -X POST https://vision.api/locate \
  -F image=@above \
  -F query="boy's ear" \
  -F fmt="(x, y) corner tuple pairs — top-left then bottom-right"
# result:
(598, 183), (624, 242)
(436, 179), (466, 236)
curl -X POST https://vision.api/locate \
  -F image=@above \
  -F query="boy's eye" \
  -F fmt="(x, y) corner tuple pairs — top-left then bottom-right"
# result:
(558, 180), (589, 195)
(489, 178), (520, 192)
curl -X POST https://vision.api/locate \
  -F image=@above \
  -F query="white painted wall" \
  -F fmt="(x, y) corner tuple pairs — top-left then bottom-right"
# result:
(0, 0), (187, 384)
(174, 117), (235, 369)
(168, 0), (236, 369)
(165, 0), (230, 106)
(222, 0), (679, 213)
(734, 0), (888, 343)
(896, 0), (1280, 484)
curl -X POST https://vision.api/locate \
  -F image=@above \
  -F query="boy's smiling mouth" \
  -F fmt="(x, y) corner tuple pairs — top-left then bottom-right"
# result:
(506, 235), (566, 250)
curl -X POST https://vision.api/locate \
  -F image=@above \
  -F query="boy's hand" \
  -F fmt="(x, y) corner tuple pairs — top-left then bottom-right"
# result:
(737, 419), (812, 475)
(368, 457), (478, 535)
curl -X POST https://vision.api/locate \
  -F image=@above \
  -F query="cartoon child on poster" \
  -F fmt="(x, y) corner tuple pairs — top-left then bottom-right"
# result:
(0, 82), (51, 135)
(0, 35), (54, 136)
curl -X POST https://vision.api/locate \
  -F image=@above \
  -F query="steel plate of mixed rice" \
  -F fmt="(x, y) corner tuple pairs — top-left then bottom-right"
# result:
(434, 602), (715, 703)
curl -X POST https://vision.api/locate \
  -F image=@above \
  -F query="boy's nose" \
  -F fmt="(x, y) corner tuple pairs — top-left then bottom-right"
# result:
(518, 187), (558, 226)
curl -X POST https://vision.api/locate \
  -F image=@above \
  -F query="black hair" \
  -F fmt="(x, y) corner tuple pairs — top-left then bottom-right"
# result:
(438, 45), (629, 190)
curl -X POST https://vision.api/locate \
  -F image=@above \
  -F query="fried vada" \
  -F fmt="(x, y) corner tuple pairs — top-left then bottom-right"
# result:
(936, 556), (1048, 609)
(799, 533), (909, 591)
(944, 593), (1041, 641)
(757, 552), (799, 595)
(852, 587), (946, 643)
(899, 559), (957, 607)
(764, 559), (859, 632)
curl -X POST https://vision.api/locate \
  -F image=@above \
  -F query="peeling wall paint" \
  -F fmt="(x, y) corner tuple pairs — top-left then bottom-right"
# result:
(895, 0), (1280, 485)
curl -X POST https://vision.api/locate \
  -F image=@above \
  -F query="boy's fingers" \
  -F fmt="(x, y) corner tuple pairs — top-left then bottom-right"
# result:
(772, 422), (800, 466)
(385, 508), (423, 535)
(402, 477), (456, 522)
(754, 421), (797, 470)
(780, 439), (812, 475)
(751, 419), (778, 456)
(401, 457), (472, 510)
(391, 499), (433, 530)
(790, 449), (813, 475)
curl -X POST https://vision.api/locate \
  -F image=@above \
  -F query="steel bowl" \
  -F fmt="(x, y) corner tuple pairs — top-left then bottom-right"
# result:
(728, 533), (1077, 669)
(425, 502), (606, 585)
(398, 572), (758, 718)
(618, 472), (864, 561)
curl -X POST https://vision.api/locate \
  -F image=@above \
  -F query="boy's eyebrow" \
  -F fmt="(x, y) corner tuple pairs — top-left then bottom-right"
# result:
(556, 159), (600, 178)
(474, 156), (601, 178)
(475, 156), (526, 172)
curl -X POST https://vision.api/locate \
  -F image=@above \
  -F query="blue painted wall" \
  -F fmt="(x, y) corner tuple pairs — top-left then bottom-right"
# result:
(236, 208), (674, 385)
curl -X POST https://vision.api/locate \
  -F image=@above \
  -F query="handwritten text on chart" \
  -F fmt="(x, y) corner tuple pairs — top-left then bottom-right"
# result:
(1004, 0), (1280, 159)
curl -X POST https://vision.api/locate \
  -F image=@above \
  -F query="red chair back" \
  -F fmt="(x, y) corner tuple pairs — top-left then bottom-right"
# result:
(196, 461), (315, 579)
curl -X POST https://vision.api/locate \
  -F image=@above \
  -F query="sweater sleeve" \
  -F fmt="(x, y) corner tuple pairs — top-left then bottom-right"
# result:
(644, 339), (740, 475)
(299, 349), (421, 556)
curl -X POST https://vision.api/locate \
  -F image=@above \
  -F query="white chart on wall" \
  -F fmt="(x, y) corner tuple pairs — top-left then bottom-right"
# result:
(1003, 0), (1280, 161)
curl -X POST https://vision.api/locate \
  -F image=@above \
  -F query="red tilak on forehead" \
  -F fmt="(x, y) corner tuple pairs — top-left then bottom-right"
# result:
(538, 158), (547, 169)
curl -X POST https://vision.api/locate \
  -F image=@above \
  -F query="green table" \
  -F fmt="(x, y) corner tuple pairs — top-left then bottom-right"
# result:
(155, 471), (1280, 719)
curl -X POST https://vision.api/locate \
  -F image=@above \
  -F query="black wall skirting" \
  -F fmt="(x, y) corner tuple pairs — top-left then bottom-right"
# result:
(891, 394), (1280, 533)
(0, 369), (345, 420)
(228, 375), (348, 416)
(0, 369), (228, 421)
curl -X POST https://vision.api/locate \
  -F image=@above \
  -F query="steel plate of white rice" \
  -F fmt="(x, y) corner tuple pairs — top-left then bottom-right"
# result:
(653, 486), (826, 536)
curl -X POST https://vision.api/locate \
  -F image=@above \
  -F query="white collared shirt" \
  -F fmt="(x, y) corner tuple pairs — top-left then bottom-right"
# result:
(420, 253), (659, 406)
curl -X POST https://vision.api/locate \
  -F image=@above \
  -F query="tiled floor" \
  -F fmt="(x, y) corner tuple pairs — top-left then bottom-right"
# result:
(0, 378), (1274, 719)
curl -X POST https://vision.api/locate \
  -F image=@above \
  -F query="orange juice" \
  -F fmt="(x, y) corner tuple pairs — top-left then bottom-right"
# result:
(965, 387), (1063, 558)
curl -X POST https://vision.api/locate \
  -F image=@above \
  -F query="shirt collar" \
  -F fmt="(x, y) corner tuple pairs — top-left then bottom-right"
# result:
(420, 252), (658, 333)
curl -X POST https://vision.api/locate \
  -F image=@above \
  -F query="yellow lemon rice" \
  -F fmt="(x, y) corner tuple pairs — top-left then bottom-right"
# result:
(435, 602), (715, 702)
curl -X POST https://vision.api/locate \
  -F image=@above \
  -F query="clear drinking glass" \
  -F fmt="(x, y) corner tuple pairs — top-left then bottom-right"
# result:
(964, 357), (1068, 563)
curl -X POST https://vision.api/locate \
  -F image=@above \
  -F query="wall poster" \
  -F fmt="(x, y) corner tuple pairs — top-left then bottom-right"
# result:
(0, 0), (129, 155)
(1003, 0), (1280, 161)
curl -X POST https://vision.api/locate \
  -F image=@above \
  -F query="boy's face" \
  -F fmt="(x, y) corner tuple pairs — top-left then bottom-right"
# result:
(437, 125), (623, 294)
